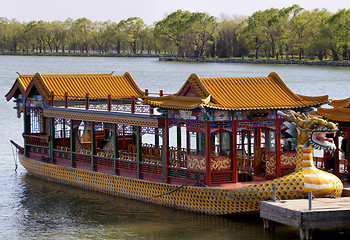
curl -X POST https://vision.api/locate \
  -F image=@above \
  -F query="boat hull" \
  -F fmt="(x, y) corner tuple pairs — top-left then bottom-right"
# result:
(19, 154), (265, 215)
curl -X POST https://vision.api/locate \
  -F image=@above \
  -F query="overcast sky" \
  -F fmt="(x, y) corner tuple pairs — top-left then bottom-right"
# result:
(1, 0), (349, 24)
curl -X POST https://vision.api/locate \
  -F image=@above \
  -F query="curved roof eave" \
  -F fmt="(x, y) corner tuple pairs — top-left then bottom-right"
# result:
(5, 73), (35, 101)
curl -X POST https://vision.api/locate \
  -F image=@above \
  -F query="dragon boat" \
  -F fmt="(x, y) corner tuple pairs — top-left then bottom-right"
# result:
(6, 71), (344, 215)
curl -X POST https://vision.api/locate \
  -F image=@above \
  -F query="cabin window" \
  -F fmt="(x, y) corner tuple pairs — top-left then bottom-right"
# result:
(211, 131), (231, 156)
(188, 132), (205, 155)
(55, 118), (71, 138)
(267, 130), (275, 152)
(29, 108), (44, 134)
(281, 130), (296, 152)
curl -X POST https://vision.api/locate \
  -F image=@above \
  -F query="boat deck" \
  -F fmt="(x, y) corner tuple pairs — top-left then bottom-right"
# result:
(211, 181), (265, 189)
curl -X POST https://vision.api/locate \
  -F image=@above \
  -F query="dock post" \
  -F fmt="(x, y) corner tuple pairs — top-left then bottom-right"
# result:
(272, 184), (277, 202)
(308, 191), (312, 210)
(263, 218), (274, 232)
(299, 228), (311, 240)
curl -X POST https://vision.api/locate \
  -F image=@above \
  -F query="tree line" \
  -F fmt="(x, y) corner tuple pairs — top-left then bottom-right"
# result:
(0, 5), (349, 61)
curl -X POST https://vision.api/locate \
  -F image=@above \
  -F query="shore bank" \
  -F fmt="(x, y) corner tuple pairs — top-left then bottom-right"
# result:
(0, 53), (160, 58)
(1, 53), (349, 67)
(159, 57), (350, 67)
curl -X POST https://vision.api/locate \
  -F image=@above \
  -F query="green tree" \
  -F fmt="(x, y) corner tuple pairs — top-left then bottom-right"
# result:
(0, 18), (10, 52)
(6, 19), (24, 52)
(122, 17), (146, 54)
(216, 17), (247, 59)
(71, 18), (94, 53)
(244, 5), (299, 59)
(94, 21), (110, 53)
(18, 21), (37, 53)
(113, 20), (130, 54)
(50, 20), (68, 53)
(303, 9), (332, 60)
(243, 11), (266, 59)
(288, 8), (330, 60)
(138, 26), (155, 54)
(320, 9), (350, 60)
(185, 12), (218, 59)
(154, 10), (193, 57)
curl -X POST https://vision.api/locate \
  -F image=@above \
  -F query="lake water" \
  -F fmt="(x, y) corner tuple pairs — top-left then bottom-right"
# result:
(0, 56), (349, 240)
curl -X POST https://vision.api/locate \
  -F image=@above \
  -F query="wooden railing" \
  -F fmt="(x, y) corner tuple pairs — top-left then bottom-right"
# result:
(23, 134), (49, 147)
(50, 90), (169, 115)
(237, 155), (254, 175)
(118, 143), (163, 165)
(168, 166), (206, 183)
(73, 152), (92, 164)
(169, 147), (187, 167)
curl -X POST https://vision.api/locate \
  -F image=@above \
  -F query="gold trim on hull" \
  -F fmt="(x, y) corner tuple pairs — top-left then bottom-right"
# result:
(19, 154), (266, 215)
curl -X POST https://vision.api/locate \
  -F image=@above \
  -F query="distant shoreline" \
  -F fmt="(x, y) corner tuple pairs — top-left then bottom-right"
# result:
(1, 53), (349, 67)
(0, 53), (159, 58)
(159, 57), (350, 67)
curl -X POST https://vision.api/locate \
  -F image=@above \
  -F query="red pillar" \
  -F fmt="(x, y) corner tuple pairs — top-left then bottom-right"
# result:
(64, 92), (68, 108)
(205, 121), (211, 186)
(107, 94), (111, 111)
(85, 93), (89, 110)
(334, 132), (340, 175)
(255, 128), (261, 149)
(276, 118), (282, 178)
(50, 91), (54, 106)
(232, 120), (238, 183)
(131, 96), (135, 113)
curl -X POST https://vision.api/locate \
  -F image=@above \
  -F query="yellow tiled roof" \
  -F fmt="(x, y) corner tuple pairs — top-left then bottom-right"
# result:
(32, 72), (144, 101)
(317, 98), (350, 122)
(317, 107), (350, 122)
(17, 74), (34, 91)
(144, 72), (328, 110)
(144, 95), (211, 110)
(329, 97), (350, 108)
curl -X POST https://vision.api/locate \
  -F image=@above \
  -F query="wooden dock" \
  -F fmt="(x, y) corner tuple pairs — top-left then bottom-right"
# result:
(260, 197), (350, 240)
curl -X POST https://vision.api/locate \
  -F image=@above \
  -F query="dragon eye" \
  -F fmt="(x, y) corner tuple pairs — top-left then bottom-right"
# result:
(313, 124), (318, 128)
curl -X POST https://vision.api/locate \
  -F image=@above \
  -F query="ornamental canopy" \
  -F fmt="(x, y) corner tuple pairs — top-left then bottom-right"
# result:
(6, 72), (144, 104)
(143, 72), (329, 111)
(317, 97), (350, 122)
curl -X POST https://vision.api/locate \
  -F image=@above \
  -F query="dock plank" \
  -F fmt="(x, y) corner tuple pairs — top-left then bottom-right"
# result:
(260, 197), (350, 237)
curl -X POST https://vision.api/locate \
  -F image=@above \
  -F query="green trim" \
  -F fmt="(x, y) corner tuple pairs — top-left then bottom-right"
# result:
(113, 123), (118, 174)
(70, 120), (76, 167)
(136, 126), (142, 179)
(49, 117), (55, 163)
(23, 101), (28, 157)
(162, 127), (166, 182)
(91, 122), (96, 171)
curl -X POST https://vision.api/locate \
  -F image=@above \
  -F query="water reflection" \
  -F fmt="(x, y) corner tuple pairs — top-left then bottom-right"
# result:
(14, 173), (350, 240)
(16, 174), (271, 240)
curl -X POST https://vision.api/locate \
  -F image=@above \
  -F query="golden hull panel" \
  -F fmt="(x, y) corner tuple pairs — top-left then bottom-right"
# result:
(19, 154), (265, 215)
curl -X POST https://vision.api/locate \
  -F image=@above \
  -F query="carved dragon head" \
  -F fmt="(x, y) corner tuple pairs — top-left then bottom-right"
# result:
(277, 110), (338, 151)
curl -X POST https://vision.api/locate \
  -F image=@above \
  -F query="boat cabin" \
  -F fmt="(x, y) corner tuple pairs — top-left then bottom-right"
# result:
(317, 98), (350, 179)
(6, 71), (329, 186)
